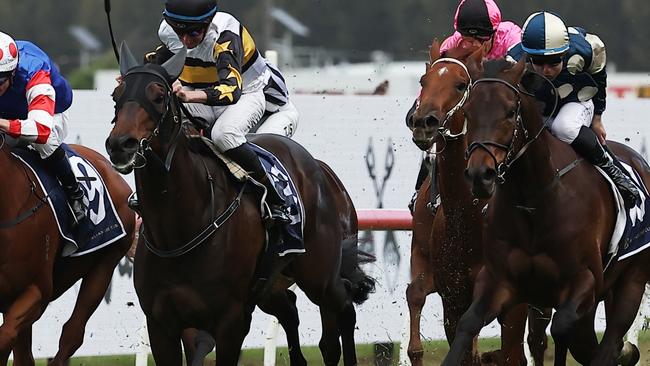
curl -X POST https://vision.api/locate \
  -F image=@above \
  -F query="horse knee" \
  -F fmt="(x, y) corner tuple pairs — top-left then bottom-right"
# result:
(406, 282), (427, 307)
(550, 310), (577, 344)
(60, 321), (84, 350)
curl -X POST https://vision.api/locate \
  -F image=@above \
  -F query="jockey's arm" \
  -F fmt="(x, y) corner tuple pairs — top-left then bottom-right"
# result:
(201, 31), (244, 106)
(0, 70), (55, 144)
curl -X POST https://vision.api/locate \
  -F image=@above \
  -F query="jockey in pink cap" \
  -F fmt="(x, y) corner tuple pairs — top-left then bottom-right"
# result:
(441, 0), (521, 60)
(405, 0), (521, 214)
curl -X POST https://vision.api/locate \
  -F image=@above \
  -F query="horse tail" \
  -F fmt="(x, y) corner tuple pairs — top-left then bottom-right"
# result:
(341, 235), (376, 305)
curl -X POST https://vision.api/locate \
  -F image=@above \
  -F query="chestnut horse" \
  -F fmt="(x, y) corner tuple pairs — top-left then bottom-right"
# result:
(0, 141), (135, 366)
(105, 43), (374, 366)
(406, 42), (549, 365)
(443, 57), (650, 365)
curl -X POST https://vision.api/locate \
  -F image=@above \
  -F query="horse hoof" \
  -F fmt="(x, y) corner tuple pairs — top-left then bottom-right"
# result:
(618, 341), (640, 366)
(480, 350), (501, 365)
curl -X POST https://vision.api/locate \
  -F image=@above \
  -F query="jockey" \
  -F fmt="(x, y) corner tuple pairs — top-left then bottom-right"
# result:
(508, 11), (640, 208)
(406, 0), (522, 213)
(0, 32), (89, 225)
(157, 0), (294, 234)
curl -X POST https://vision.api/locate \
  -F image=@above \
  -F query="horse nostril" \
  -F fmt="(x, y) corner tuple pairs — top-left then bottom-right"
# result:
(424, 115), (439, 128)
(122, 137), (139, 153)
(482, 167), (497, 184)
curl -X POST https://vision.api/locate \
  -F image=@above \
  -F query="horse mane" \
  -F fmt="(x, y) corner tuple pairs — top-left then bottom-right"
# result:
(483, 58), (516, 78)
(441, 45), (478, 62)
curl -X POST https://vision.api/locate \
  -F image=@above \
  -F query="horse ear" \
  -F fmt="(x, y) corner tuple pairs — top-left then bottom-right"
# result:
(466, 44), (484, 80)
(119, 41), (140, 76)
(429, 38), (441, 62)
(506, 57), (527, 84)
(162, 47), (187, 81)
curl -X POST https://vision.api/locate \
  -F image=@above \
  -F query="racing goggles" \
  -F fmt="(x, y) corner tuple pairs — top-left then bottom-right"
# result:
(529, 55), (564, 66)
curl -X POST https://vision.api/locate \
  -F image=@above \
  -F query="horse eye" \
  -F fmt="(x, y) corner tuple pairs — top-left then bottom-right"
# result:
(153, 94), (165, 104)
(456, 82), (467, 92)
(506, 109), (516, 119)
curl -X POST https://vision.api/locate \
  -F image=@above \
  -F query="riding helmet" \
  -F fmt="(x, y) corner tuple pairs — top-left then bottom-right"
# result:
(521, 12), (570, 56)
(0, 32), (18, 74)
(454, 0), (501, 37)
(163, 0), (218, 27)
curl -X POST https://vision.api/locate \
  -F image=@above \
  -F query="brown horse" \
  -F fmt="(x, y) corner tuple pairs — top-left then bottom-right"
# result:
(406, 41), (549, 366)
(105, 43), (374, 366)
(443, 57), (650, 365)
(0, 141), (135, 366)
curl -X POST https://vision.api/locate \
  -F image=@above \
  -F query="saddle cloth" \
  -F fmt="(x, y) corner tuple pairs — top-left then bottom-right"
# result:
(600, 159), (650, 268)
(11, 144), (127, 257)
(198, 137), (305, 256)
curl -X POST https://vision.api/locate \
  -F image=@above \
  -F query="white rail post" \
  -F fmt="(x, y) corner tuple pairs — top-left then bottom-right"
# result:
(135, 319), (149, 366)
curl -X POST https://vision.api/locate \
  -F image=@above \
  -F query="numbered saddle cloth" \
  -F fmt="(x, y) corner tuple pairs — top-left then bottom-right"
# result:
(12, 143), (127, 256)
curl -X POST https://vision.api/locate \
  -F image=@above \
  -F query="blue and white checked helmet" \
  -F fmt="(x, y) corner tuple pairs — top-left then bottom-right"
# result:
(521, 12), (569, 56)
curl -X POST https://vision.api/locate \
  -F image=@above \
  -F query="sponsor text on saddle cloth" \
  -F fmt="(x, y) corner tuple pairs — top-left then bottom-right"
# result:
(602, 158), (650, 268)
(249, 142), (305, 256)
(12, 144), (127, 257)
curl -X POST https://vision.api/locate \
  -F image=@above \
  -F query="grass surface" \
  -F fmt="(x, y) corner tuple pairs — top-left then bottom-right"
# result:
(15, 331), (650, 365)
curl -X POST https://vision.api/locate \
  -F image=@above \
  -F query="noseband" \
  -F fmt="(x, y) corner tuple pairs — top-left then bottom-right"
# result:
(114, 66), (182, 171)
(426, 57), (472, 141)
(465, 78), (540, 183)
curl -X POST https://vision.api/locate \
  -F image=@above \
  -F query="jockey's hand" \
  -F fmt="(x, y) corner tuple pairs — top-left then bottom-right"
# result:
(172, 81), (208, 103)
(591, 114), (606, 145)
(115, 75), (123, 84)
(0, 118), (9, 132)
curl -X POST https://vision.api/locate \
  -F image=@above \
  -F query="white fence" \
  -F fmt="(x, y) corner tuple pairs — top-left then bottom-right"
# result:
(25, 92), (650, 360)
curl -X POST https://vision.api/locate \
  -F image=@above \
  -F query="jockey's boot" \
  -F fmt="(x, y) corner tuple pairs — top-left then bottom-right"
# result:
(224, 144), (292, 227)
(46, 147), (89, 224)
(409, 155), (440, 215)
(571, 126), (640, 208)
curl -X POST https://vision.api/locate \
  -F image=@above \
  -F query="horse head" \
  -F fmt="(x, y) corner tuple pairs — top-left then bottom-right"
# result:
(407, 40), (484, 151)
(463, 57), (529, 198)
(105, 42), (186, 174)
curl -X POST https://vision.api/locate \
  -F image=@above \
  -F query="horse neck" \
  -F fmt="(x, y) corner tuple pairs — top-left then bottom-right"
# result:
(437, 114), (471, 209)
(0, 146), (33, 217)
(135, 129), (234, 249)
(501, 98), (558, 199)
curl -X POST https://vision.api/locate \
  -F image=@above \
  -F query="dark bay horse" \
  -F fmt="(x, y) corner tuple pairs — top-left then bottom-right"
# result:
(105, 43), (374, 366)
(406, 41), (549, 366)
(0, 142), (135, 366)
(444, 57), (650, 365)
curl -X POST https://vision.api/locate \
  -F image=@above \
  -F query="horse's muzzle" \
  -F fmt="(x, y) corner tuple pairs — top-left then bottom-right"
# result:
(411, 127), (436, 151)
(464, 165), (496, 199)
(105, 135), (138, 174)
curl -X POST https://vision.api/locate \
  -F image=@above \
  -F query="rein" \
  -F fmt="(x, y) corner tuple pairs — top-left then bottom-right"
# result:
(465, 77), (548, 183)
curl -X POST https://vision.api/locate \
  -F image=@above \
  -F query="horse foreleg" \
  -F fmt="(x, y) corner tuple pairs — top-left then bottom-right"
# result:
(181, 329), (215, 366)
(257, 288), (307, 366)
(148, 316), (183, 366)
(442, 270), (513, 366)
(550, 269), (597, 366)
(0, 284), (46, 361)
(497, 303), (528, 366)
(526, 306), (551, 366)
(405, 269), (435, 366)
(213, 303), (252, 366)
(592, 275), (646, 366)
(12, 326), (35, 366)
(49, 253), (122, 366)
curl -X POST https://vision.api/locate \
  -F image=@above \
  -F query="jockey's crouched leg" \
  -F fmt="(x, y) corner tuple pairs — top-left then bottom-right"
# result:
(45, 146), (89, 224)
(224, 144), (292, 240)
(571, 125), (640, 208)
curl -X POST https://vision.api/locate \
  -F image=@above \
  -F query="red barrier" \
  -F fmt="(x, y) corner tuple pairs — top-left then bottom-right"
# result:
(356, 209), (412, 231)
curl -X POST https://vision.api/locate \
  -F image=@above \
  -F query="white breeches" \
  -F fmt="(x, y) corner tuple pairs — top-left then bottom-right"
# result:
(547, 100), (594, 144)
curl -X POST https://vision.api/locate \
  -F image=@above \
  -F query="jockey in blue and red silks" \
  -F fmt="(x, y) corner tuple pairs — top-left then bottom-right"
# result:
(0, 31), (88, 224)
(406, 0), (522, 213)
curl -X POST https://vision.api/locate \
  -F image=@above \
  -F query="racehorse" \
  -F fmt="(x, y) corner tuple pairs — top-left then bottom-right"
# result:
(443, 56), (650, 365)
(406, 41), (549, 365)
(0, 141), (135, 366)
(105, 43), (374, 366)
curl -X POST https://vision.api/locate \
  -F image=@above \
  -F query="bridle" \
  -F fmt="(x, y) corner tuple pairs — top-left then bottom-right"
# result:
(465, 77), (543, 184)
(113, 66), (182, 172)
(424, 57), (472, 142)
